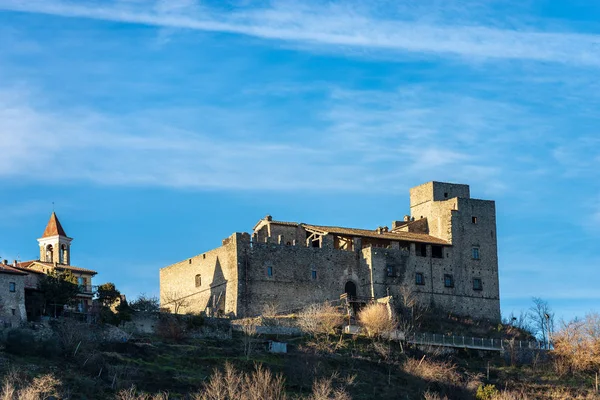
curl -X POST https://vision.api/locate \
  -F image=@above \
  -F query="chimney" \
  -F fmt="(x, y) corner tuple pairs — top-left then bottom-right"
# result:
(404, 215), (411, 222)
(382, 226), (389, 232)
(2, 260), (7, 265)
(265, 215), (273, 221)
(13, 260), (17, 267)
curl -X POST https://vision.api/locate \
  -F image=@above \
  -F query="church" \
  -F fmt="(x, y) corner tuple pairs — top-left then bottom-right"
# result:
(1, 212), (97, 322)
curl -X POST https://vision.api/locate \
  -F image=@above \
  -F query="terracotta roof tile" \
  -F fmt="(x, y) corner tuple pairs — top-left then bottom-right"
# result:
(42, 212), (68, 238)
(0, 264), (28, 275)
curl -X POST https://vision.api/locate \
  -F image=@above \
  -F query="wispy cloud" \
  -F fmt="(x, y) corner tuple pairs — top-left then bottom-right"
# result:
(2, 0), (600, 66)
(0, 81), (551, 193)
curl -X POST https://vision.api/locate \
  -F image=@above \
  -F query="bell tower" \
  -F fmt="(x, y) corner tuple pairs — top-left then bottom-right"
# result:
(37, 212), (73, 265)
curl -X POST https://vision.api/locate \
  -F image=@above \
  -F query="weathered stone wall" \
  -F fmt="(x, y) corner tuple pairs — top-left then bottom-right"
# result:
(0, 273), (26, 325)
(238, 239), (363, 316)
(159, 233), (241, 316)
(160, 181), (501, 323)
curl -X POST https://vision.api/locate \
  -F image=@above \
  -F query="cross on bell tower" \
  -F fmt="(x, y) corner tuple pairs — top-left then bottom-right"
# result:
(37, 212), (73, 265)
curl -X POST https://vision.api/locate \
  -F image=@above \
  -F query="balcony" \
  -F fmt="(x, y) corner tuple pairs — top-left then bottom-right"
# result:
(77, 284), (96, 295)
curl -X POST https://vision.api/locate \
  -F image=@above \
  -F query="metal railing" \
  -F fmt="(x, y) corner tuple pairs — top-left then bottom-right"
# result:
(408, 332), (543, 351)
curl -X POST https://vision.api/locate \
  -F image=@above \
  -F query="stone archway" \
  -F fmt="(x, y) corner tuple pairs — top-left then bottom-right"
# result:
(344, 281), (357, 298)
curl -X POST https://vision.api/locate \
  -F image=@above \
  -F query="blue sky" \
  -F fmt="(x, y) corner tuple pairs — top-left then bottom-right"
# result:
(1, 0), (599, 322)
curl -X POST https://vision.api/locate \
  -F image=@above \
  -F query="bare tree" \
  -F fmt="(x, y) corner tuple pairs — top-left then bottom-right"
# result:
(161, 291), (190, 314)
(240, 319), (258, 360)
(358, 303), (397, 339)
(553, 312), (600, 377)
(297, 303), (344, 347)
(528, 297), (555, 349)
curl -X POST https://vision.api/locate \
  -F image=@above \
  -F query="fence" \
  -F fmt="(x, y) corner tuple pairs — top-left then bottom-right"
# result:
(408, 332), (543, 351)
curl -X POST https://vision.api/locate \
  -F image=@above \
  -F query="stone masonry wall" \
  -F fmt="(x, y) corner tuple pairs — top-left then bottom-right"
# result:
(159, 233), (240, 316)
(0, 273), (26, 325)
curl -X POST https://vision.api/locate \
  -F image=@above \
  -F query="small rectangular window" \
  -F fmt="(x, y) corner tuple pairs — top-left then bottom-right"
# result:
(444, 274), (454, 288)
(415, 272), (425, 285)
(195, 274), (202, 287)
(431, 245), (443, 259)
(311, 270), (317, 280)
(416, 243), (427, 257)
(9, 282), (15, 293)
(473, 278), (483, 291)
(472, 216), (478, 224)
(11, 309), (15, 316)
(267, 266), (273, 277)
(386, 265), (395, 277)
(472, 247), (480, 260)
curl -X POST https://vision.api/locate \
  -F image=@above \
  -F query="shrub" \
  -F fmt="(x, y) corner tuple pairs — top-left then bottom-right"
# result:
(4, 329), (37, 356)
(184, 313), (205, 330)
(156, 314), (186, 342)
(402, 356), (461, 386)
(297, 303), (344, 338)
(476, 384), (499, 400)
(358, 303), (397, 339)
(0, 370), (61, 400)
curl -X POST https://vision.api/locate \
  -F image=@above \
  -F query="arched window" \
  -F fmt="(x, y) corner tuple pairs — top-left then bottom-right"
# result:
(195, 274), (201, 287)
(45, 245), (53, 263)
(60, 244), (68, 264)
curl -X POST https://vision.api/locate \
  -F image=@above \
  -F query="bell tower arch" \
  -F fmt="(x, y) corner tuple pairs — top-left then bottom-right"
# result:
(37, 212), (73, 265)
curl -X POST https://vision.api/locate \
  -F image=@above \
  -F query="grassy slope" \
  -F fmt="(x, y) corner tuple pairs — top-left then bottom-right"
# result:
(0, 332), (596, 399)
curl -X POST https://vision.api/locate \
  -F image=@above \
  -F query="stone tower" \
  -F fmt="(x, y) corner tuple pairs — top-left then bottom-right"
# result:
(37, 212), (72, 265)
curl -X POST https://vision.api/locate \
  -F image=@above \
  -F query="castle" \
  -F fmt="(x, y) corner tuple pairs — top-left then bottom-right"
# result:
(160, 181), (501, 321)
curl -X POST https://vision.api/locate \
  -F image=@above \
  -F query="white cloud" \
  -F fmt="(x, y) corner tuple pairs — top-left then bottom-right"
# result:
(2, 0), (600, 66)
(0, 82), (537, 193)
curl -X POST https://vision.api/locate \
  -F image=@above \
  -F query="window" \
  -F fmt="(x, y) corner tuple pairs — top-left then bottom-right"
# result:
(267, 266), (273, 277)
(195, 274), (202, 287)
(472, 216), (478, 224)
(432, 245), (443, 259)
(444, 192), (448, 198)
(444, 274), (454, 288)
(45, 245), (53, 262)
(473, 278), (483, 291)
(311, 270), (317, 280)
(472, 247), (480, 260)
(189, 259), (192, 264)
(416, 243), (427, 257)
(11, 309), (15, 316)
(9, 282), (15, 293)
(415, 272), (425, 285)
(386, 265), (395, 277)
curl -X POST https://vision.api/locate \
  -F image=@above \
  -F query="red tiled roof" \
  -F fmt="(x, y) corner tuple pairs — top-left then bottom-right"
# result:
(302, 224), (450, 245)
(42, 212), (68, 238)
(0, 264), (27, 275)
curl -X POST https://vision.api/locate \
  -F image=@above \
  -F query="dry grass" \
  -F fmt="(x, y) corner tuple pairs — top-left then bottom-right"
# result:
(402, 356), (461, 386)
(358, 303), (397, 339)
(423, 391), (449, 400)
(0, 370), (61, 400)
(116, 387), (169, 400)
(308, 376), (351, 400)
(196, 362), (287, 400)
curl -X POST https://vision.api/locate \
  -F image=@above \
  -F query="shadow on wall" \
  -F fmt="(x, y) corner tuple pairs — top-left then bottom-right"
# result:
(208, 257), (227, 316)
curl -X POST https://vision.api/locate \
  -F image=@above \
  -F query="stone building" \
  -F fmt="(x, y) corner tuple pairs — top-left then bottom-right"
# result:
(0, 261), (27, 325)
(160, 181), (501, 322)
(14, 212), (98, 317)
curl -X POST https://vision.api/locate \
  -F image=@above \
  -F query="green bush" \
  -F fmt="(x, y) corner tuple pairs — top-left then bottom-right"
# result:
(184, 313), (204, 330)
(476, 384), (499, 400)
(5, 328), (37, 356)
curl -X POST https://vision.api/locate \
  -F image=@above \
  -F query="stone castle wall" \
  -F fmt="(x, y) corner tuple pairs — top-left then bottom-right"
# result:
(159, 181), (501, 322)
